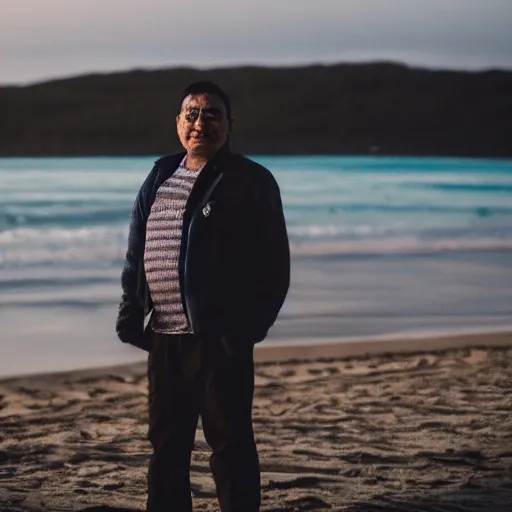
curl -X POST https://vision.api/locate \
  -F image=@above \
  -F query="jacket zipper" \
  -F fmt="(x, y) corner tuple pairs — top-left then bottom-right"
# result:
(180, 165), (223, 332)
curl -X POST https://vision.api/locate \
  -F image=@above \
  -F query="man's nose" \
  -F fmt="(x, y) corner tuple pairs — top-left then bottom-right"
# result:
(194, 115), (206, 128)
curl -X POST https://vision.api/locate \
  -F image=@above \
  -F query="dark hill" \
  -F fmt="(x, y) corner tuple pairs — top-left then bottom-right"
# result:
(1, 62), (511, 157)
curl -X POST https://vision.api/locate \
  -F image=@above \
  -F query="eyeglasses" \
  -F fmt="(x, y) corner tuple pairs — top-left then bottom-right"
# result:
(181, 107), (223, 123)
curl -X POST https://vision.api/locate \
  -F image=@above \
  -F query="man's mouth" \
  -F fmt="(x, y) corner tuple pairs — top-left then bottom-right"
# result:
(190, 133), (209, 141)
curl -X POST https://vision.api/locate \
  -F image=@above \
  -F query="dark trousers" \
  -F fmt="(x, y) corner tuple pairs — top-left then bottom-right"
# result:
(146, 331), (260, 512)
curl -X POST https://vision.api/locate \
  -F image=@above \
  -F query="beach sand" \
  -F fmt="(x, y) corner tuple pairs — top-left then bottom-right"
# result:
(1, 332), (511, 511)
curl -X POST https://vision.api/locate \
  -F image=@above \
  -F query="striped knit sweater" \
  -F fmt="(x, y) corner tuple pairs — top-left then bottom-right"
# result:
(144, 161), (202, 333)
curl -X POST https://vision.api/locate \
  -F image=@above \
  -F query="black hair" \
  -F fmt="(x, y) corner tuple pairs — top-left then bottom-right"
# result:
(179, 80), (232, 121)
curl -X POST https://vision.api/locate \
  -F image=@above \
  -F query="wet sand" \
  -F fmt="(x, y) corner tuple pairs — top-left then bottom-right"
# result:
(1, 332), (511, 511)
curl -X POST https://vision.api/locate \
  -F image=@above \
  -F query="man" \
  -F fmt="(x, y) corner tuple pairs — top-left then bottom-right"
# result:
(116, 81), (290, 512)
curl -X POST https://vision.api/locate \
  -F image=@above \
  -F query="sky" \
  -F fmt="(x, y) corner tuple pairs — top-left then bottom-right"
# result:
(1, 0), (511, 85)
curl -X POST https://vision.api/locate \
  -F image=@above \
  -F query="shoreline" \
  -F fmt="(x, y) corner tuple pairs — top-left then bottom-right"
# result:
(2, 329), (510, 383)
(255, 329), (512, 363)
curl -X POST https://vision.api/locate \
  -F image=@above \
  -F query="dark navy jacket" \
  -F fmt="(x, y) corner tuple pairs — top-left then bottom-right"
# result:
(116, 146), (290, 351)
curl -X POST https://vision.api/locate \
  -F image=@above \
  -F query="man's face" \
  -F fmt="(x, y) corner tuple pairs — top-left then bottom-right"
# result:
(176, 93), (230, 157)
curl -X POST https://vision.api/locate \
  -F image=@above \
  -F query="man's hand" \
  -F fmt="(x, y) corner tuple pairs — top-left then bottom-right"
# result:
(116, 302), (145, 348)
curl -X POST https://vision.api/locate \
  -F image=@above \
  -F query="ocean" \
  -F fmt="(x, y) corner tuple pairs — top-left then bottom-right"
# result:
(1, 156), (511, 377)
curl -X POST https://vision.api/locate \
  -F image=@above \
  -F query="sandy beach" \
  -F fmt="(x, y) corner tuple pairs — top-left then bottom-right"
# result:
(1, 331), (511, 512)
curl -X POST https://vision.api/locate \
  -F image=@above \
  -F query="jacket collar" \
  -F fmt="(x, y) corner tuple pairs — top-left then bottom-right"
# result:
(154, 143), (232, 181)
(154, 143), (232, 168)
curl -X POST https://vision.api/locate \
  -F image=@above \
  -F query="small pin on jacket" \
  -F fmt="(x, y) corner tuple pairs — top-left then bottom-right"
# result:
(202, 203), (212, 217)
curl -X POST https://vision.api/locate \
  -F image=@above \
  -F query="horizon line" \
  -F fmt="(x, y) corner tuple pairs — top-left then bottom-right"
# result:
(2, 58), (511, 88)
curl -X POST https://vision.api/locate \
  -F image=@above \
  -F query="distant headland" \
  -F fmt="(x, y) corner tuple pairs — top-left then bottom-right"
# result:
(1, 62), (511, 157)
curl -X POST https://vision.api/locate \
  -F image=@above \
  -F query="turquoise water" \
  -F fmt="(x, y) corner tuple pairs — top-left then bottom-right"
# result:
(1, 156), (512, 266)
(1, 156), (511, 376)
